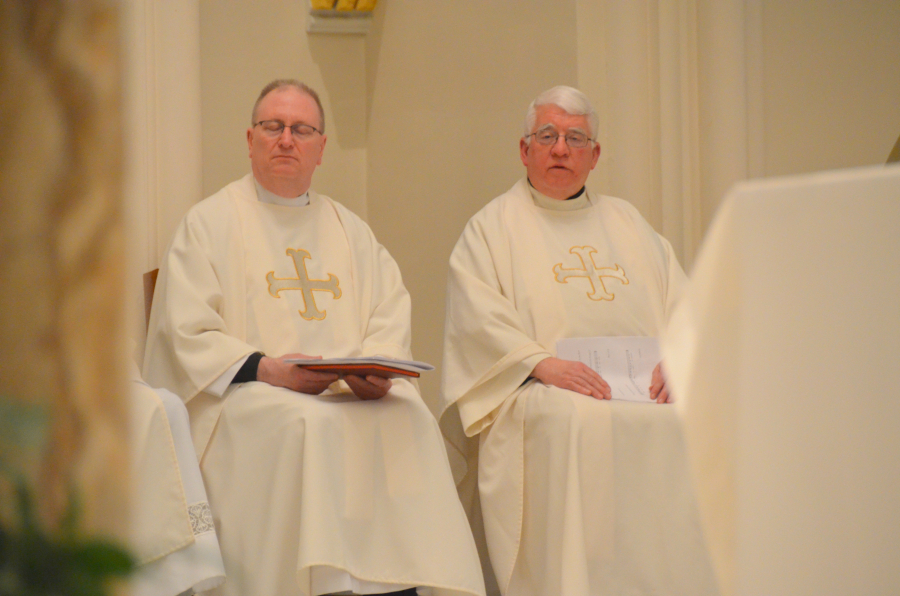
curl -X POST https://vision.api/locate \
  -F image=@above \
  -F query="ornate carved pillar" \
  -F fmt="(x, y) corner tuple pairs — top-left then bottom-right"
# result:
(0, 0), (128, 543)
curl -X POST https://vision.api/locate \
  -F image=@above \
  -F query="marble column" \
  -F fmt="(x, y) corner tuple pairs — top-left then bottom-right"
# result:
(0, 0), (128, 544)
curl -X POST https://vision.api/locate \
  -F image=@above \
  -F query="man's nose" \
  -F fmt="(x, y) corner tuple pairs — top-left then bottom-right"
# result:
(550, 135), (570, 155)
(277, 127), (295, 146)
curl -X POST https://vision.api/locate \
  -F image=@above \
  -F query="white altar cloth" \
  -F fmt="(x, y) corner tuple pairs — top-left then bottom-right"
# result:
(662, 165), (900, 596)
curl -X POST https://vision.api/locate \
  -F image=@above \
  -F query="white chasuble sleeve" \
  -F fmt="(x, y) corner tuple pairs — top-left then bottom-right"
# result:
(628, 209), (687, 325)
(143, 189), (256, 401)
(328, 199), (413, 362)
(441, 198), (553, 439)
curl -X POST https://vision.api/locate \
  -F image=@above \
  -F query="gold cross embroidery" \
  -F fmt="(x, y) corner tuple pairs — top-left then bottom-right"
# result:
(553, 246), (629, 301)
(266, 248), (342, 321)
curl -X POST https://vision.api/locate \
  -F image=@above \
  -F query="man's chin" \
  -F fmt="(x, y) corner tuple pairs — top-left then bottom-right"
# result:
(543, 169), (577, 183)
(269, 164), (301, 176)
(542, 173), (580, 189)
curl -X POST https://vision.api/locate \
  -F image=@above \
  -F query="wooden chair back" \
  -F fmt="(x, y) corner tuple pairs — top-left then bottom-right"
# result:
(143, 268), (159, 331)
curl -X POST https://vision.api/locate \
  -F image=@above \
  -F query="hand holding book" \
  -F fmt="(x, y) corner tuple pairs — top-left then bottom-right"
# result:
(284, 355), (435, 379)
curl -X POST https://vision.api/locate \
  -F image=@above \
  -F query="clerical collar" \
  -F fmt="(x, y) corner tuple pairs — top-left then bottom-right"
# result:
(527, 182), (591, 211)
(253, 178), (310, 207)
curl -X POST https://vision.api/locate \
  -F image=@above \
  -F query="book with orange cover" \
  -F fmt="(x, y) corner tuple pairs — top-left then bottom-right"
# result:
(284, 356), (434, 379)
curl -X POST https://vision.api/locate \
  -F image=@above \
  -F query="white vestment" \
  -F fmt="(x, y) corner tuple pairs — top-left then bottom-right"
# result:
(143, 174), (485, 596)
(129, 364), (226, 596)
(441, 179), (718, 596)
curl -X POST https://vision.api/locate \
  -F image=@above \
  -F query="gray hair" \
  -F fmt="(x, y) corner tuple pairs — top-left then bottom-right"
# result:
(251, 79), (325, 134)
(523, 85), (598, 141)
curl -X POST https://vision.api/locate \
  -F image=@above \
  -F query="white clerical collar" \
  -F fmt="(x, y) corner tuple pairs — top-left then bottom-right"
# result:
(528, 183), (592, 211)
(253, 178), (310, 207)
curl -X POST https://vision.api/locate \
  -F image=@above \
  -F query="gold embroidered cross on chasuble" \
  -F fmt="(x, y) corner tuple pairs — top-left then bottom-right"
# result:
(553, 245), (629, 301)
(266, 248), (342, 320)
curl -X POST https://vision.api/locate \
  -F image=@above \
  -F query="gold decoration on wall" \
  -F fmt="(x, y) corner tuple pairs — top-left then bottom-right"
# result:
(311, 0), (377, 10)
(308, 0), (378, 34)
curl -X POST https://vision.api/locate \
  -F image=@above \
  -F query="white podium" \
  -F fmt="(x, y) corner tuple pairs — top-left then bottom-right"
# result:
(663, 165), (900, 596)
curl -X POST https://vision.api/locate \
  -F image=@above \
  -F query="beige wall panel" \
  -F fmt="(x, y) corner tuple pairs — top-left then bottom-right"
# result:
(151, 1), (203, 263)
(697, 0), (750, 235)
(577, 0), (704, 270)
(594, 1), (661, 224)
(761, 1), (900, 177)
(199, 0), (367, 217)
(123, 0), (202, 355)
(365, 0), (578, 407)
(191, 0), (900, 415)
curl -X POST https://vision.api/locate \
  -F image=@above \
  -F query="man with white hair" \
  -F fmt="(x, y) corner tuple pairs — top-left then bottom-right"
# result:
(441, 86), (718, 596)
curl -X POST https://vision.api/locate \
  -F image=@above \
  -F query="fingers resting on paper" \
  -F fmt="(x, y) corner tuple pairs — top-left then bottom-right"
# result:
(531, 357), (612, 400)
(649, 361), (671, 403)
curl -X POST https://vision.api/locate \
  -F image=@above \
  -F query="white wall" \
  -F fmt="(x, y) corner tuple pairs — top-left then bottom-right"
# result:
(123, 0), (202, 354)
(199, 0), (368, 217)
(365, 0), (579, 407)
(184, 0), (900, 413)
(121, 2), (900, 593)
(759, 1), (900, 176)
(126, 0), (900, 408)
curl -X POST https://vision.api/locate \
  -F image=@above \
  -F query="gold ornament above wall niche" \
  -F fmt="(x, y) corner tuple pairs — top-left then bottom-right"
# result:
(311, 0), (377, 9)
(308, 0), (378, 35)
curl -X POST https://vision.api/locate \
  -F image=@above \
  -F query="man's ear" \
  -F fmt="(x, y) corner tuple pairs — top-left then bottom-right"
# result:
(520, 138), (531, 166)
(590, 141), (601, 169)
(316, 134), (327, 166)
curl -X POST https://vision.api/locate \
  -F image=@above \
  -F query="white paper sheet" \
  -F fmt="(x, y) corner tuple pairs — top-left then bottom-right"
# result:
(556, 336), (660, 402)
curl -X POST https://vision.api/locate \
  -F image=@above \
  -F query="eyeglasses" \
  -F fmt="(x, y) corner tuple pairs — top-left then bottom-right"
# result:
(254, 119), (322, 141)
(527, 128), (594, 149)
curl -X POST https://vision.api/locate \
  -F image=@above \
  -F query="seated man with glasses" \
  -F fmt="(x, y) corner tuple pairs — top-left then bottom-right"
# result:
(144, 79), (485, 596)
(440, 86), (718, 596)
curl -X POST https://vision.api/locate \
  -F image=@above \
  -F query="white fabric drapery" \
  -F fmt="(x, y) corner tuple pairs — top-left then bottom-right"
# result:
(123, 0), (202, 355)
(577, 0), (759, 271)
